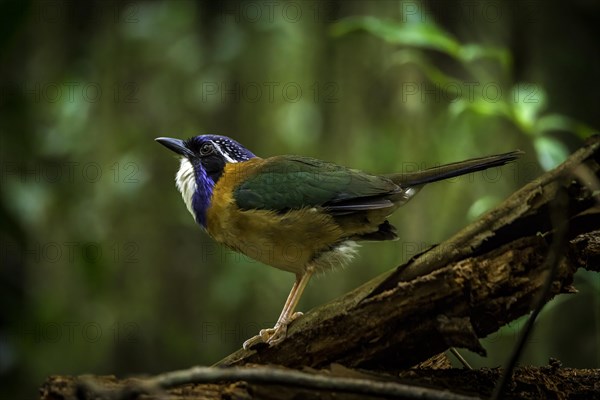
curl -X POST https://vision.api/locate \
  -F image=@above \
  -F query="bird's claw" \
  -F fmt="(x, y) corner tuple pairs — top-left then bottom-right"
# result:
(242, 326), (284, 350)
(285, 311), (303, 324)
(242, 334), (263, 350)
(242, 312), (304, 350)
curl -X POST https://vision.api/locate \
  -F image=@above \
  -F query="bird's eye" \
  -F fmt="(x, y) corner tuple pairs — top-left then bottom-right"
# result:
(200, 143), (213, 156)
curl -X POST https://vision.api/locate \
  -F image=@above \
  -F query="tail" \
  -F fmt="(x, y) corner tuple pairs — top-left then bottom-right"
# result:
(386, 150), (523, 187)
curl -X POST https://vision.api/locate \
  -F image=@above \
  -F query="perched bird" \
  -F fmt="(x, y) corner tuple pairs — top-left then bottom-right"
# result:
(156, 135), (521, 349)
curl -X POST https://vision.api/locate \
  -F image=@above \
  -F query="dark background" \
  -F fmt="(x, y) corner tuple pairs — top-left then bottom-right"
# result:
(1, 0), (599, 398)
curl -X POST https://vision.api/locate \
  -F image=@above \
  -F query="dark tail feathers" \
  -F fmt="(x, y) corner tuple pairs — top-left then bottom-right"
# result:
(386, 150), (523, 187)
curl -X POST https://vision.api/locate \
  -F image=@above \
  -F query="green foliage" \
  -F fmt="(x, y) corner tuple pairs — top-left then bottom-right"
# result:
(331, 16), (510, 67)
(1, 1), (598, 398)
(332, 13), (594, 170)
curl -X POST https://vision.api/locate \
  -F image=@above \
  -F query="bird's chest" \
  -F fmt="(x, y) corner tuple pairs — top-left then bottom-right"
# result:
(205, 169), (347, 274)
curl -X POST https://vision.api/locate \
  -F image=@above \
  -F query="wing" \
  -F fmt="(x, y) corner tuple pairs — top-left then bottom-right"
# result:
(234, 156), (401, 214)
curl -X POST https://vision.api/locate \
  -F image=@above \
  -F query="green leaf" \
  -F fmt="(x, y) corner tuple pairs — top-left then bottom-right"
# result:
(534, 114), (597, 139)
(467, 195), (501, 221)
(533, 136), (569, 171)
(391, 50), (462, 88)
(331, 16), (510, 67)
(510, 83), (547, 133)
(449, 98), (511, 119)
(331, 16), (459, 54)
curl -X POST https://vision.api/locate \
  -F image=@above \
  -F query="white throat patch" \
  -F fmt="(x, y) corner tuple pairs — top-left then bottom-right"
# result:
(175, 158), (197, 219)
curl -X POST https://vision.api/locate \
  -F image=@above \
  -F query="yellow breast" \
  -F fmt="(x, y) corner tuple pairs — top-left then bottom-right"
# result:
(205, 160), (347, 274)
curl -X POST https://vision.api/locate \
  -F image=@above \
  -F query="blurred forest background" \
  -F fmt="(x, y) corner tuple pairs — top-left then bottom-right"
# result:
(1, 0), (599, 398)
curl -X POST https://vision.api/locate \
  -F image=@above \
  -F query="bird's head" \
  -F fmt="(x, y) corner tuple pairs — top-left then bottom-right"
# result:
(155, 135), (256, 226)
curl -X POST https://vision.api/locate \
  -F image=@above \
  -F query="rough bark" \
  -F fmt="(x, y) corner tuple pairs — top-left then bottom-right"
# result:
(40, 365), (600, 400)
(39, 136), (600, 399)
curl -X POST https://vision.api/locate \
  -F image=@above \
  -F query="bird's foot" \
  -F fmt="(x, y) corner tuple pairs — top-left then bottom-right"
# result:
(242, 312), (303, 350)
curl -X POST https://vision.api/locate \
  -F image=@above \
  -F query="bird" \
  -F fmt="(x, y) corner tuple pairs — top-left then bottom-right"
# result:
(155, 135), (522, 349)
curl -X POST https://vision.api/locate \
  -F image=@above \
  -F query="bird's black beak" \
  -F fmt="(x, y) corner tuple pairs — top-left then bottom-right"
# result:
(155, 137), (194, 158)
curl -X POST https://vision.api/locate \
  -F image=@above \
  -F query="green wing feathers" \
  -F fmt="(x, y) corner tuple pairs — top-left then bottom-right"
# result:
(231, 151), (521, 243)
(233, 151), (522, 213)
(234, 156), (401, 213)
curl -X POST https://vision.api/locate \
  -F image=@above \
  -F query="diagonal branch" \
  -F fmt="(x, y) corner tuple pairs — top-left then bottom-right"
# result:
(216, 135), (600, 370)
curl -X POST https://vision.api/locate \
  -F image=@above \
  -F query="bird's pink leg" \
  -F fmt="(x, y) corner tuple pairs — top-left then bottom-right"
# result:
(243, 266), (314, 349)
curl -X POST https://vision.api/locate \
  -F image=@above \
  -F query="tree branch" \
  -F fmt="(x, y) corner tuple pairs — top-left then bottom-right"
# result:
(70, 365), (480, 400)
(41, 365), (600, 400)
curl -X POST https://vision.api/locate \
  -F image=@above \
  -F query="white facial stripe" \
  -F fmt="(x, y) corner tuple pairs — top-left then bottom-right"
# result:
(175, 158), (197, 218)
(211, 141), (238, 163)
(211, 138), (252, 161)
